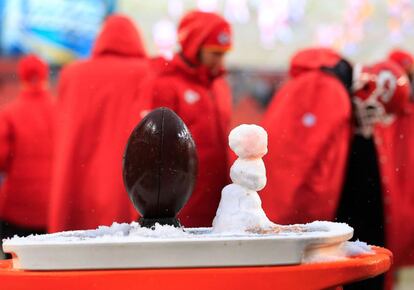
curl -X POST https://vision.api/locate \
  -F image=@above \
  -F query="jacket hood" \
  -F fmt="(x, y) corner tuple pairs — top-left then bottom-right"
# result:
(178, 11), (232, 64)
(18, 54), (48, 83)
(289, 48), (341, 78)
(92, 14), (147, 58)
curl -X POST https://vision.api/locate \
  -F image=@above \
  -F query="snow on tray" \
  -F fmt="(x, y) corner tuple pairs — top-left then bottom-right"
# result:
(3, 220), (352, 246)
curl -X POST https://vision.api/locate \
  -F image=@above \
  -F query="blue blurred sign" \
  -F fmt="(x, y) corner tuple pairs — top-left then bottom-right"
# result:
(0, 0), (116, 65)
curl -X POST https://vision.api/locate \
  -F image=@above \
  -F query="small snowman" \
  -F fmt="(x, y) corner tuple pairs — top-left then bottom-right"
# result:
(212, 124), (277, 234)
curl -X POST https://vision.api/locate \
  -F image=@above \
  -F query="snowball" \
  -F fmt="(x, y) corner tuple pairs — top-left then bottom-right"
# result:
(239, 191), (262, 211)
(212, 184), (274, 233)
(229, 124), (268, 158)
(215, 184), (247, 216)
(230, 158), (266, 191)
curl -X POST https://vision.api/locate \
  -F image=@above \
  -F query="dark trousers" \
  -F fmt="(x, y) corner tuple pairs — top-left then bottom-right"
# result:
(336, 135), (386, 290)
(0, 219), (46, 259)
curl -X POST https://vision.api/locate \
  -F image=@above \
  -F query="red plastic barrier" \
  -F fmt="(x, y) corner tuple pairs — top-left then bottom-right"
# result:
(0, 247), (392, 290)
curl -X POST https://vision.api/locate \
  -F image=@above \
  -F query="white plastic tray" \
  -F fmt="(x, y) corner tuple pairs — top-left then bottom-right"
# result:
(2, 221), (353, 270)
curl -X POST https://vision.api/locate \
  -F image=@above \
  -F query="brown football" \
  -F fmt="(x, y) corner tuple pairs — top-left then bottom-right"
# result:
(123, 107), (198, 227)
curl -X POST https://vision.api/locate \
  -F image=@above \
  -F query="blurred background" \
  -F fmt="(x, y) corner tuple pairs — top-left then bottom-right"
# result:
(1, 0), (414, 124)
(0, 1), (413, 287)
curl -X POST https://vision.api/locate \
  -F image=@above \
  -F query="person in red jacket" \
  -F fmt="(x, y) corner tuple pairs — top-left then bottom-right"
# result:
(261, 48), (353, 224)
(336, 60), (410, 290)
(144, 11), (233, 227)
(262, 50), (409, 289)
(0, 55), (54, 257)
(48, 15), (150, 232)
(385, 49), (414, 266)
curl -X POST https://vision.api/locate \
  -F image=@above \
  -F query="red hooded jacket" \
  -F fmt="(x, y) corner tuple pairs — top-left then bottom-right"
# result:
(260, 48), (352, 224)
(48, 15), (150, 232)
(261, 49), (414, 272)
(0, 55), (54, 229)
(144, 11), (232, 227)
(381, 49), (414, 266)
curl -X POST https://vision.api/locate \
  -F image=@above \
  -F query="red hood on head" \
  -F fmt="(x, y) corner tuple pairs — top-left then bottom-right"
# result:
(18, 54), (48, 84)
(92, 14), (147, 58)
(178, 10), (232, 65)
(388, 49), (414, 74)
(289, 47), (342, 78)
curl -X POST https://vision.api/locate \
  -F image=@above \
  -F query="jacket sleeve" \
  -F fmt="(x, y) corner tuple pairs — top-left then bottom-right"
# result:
(0, 110), (12, 172)
(260, 74), (351, 224)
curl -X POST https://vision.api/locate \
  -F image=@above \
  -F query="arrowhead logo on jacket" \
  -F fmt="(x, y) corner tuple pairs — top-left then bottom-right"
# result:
(302, 112), (317, 127)
(184, 90), (200, 104)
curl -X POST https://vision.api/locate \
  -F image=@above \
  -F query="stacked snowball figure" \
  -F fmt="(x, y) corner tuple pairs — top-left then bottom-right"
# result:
(212, 124), (277, 233)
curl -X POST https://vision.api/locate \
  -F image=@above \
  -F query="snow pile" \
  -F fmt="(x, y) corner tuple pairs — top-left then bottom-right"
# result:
(4, 222), (190, 244)
(342, 240), (373, 256)
(129, 223), (190, 239)
(213, 124), (275, 234)
(303, 240), (374, 263)
(4, 221), (354, 245)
